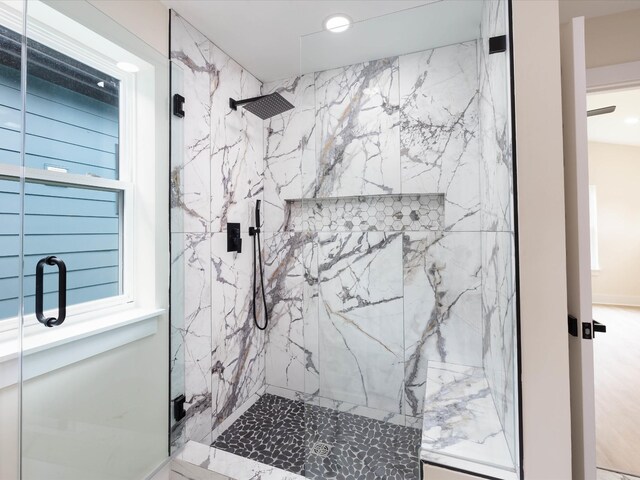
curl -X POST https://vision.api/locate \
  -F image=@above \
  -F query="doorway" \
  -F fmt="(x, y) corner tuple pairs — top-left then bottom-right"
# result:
(587, 87), (640, 480)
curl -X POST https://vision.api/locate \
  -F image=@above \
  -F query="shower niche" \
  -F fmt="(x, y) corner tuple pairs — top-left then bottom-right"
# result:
(283, 194), (444, 232)
(169, 1), (519, 479)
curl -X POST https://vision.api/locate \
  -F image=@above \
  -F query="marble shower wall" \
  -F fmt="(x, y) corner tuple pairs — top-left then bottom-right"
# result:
(263, 40), (484, 422)
(478, 0), (518, 465)
(170, 11), (265, 450)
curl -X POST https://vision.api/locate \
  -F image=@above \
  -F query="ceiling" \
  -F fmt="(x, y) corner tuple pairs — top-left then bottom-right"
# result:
(559, 0), (640, 24)
(588, 89), (640, 146)
(161, 0), (446, 81)
(299, 1), (481, 76)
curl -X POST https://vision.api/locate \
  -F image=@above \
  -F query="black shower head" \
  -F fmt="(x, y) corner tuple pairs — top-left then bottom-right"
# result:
(229, 92), (294, 120)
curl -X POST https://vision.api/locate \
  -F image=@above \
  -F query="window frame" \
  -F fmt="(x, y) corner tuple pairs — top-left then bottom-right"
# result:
(0, 4), (140, 332)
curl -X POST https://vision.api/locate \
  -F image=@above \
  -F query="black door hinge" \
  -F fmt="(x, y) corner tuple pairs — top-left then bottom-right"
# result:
(489, 35), (507, 54)
(173, 93), (185, 118)
(174, 394), (186, 422)
(568, 315), (578, 337)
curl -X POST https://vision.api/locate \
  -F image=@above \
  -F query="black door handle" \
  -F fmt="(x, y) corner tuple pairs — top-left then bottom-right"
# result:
(593, 320), (606, 337)
(35, 256), (67, 327)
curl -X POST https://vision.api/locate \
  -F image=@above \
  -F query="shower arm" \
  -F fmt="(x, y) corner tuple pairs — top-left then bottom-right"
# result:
(229, 95), (268, 111)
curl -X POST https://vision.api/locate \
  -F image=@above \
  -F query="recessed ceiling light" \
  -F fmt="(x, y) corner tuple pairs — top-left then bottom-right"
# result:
(325, 14), (351, 33)
(624, 116), (639, 125)
(116, 61), (139, 73)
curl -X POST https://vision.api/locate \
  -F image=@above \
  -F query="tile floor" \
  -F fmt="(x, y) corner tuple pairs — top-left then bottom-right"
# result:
(211, 394), (421, 480)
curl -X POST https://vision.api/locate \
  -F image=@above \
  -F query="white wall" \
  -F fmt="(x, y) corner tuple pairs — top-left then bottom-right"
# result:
(589, 141), (640, 305)
(88, 0), (168, 57)
(585, 8), (640, 68)
(512, 0), (573, 478)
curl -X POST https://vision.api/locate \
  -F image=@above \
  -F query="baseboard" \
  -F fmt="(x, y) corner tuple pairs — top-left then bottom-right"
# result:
(592, 294), (640, 307)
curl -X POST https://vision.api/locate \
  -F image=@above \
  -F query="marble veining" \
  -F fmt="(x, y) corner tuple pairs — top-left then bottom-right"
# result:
(399, 42), (480, 232)
(175, 440), (304, 480)
(262, 75), (316, 233)
(261, 38), (511, 436)
(479, 0), (518, 467)
(263, 232), (308, 393)
(210, 50), (263, 233)
(210, 233), (265, 431)
(420, 362), (515, 473)
(318, 231), (404, 413)
(170, 14), (213, 234)
(403, 232), (483, 417)
(171, 232), (213, 448)
(315, 57), (400, 198)
(170, 11), (266, 450)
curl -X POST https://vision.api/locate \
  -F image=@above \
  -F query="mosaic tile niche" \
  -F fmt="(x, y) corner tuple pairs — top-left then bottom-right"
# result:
(284, 194), (444, 232)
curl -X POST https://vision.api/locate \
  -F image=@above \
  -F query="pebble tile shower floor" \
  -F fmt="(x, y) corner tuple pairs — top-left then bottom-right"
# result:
(211, 394), (421, 479)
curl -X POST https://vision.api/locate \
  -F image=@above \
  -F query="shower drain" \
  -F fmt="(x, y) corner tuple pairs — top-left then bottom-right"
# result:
(311, 442), (331, 457)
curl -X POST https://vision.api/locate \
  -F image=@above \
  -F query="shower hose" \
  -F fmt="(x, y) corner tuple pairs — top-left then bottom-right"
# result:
(252, 200), (268, 330)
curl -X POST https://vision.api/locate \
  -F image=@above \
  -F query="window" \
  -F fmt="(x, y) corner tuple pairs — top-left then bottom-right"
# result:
(589, 185), (600, 271)
(0, 20), (135, 324)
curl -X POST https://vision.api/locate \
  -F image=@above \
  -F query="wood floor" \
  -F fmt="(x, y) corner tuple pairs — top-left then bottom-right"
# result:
(593, 305), (640, 477)
(598, 468), (640, 480)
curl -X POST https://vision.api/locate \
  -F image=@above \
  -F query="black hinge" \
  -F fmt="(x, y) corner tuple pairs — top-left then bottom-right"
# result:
(489, 35), (507, 54)
(173, 93), (185, 118)
(568, 315), (578, 337)
(173, 394), (186, 422)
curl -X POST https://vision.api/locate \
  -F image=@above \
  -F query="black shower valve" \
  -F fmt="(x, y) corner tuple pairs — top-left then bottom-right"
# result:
(227, 223), (242, 253)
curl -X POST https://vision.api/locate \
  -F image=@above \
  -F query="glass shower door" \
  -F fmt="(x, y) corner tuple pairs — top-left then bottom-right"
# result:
(0, 2), (25, 478)
(14, 1), (169, 478)
(18, 2), (128, 478)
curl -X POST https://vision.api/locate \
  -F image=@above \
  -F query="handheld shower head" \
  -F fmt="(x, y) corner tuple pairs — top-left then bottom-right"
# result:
(255, 199), (261, 229)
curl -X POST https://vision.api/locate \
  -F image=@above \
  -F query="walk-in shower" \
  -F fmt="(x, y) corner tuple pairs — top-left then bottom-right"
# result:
(169, 1), (519, 478)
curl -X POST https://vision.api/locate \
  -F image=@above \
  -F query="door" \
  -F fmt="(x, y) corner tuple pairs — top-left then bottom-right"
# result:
(561, 16), (597, 480)
(0, 0), (167, 478)
(0, 1), (25, 478)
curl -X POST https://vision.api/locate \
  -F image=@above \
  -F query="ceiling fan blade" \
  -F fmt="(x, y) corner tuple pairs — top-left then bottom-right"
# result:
(587, 105), (616, 117)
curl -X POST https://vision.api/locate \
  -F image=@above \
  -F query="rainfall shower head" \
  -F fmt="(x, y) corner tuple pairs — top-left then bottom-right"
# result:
(229, 92), (294, 120)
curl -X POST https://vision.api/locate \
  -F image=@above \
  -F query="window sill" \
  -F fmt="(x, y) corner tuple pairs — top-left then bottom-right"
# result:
(0, 307), (164, 389)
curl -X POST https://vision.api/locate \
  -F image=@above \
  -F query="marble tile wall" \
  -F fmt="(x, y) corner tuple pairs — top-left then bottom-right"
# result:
(315, 58), (400, 198)
(400, 42), (480, 232)
(317, 232), (405, 413)
(479, 0), (518, 466)
(170, 11), (265, 450)
(404, 232), (482, 418)
(170, 232), (212, 447)
(420, 362), (517, 480)
(170, 5), (518, 471)
(263, 40), (486, 425)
